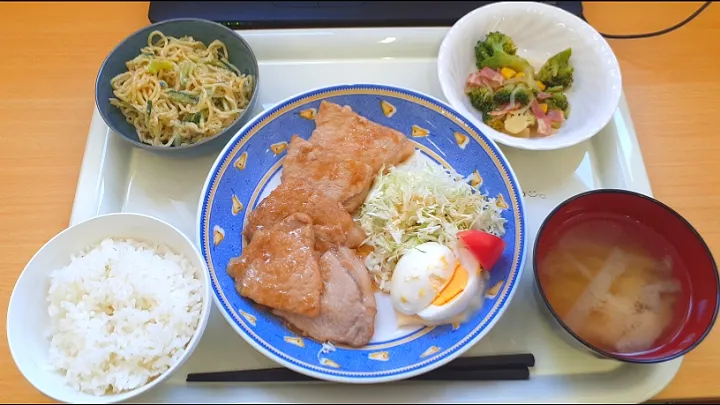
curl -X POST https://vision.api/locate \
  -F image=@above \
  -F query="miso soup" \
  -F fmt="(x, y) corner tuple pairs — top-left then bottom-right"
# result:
(537, 213), (690, 355)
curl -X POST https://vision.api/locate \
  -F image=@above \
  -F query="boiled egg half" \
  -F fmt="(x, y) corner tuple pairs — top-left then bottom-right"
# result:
(390, 241), (483, 325)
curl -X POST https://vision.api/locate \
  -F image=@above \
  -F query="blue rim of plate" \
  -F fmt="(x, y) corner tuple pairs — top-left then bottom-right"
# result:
(197, 83), (527, 383)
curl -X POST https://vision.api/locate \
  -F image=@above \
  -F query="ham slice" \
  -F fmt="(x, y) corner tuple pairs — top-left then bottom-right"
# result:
(537, 117), (552, 135)
(488, 102), (522, 117)
(536, 92), (552, 101)
(547, 109), (565, 123)
(466, 67), (505, 90)
(530, 100), (553, 136)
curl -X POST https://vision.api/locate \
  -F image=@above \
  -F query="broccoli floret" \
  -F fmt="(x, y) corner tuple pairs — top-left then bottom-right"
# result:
(485, 32), (518, 55)
(467, 87), (495, 118)
(545, 92), (569, 112)
(493, 84), (531, 106)
(474, 32), (517, 64)
(474, 31), (533, 75)
(537, 48), (574, 89)
(493, 85), (514, 104)
(475, 42), (493, 67)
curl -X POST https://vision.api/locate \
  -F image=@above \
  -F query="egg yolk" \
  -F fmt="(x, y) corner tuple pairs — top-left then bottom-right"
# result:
(431, 264), (468, 306)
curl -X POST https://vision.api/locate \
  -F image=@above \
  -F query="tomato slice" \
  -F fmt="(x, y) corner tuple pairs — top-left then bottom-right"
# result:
(457, 230), (506, 271)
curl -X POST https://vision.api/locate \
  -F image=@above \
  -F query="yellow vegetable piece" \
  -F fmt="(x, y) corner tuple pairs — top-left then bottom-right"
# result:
(536, 81), (547, 91)
(515, 72), (526, 78)
(500, 67), (516, 80)
(540, 103), (548, 114)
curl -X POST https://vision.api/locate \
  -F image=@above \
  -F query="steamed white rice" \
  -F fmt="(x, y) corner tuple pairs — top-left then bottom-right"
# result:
(46, 238), (203, 396)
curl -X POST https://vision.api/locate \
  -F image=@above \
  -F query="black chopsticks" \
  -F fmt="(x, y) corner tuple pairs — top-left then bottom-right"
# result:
(186, 353), (534, 383)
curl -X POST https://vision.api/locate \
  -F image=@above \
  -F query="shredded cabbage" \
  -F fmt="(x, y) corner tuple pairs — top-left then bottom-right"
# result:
(356, 154), (507, 292)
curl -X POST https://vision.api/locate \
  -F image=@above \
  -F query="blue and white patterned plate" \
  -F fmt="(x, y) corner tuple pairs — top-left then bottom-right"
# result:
(197, 84), (527, 383)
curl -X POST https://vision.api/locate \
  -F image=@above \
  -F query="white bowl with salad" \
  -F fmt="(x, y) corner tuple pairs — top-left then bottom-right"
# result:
(437, 2), (622, 150)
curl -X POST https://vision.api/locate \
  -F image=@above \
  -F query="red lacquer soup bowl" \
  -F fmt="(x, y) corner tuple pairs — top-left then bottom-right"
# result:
(533, 189), (719, 363)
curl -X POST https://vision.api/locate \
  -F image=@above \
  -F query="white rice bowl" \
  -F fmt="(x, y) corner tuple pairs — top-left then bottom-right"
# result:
(45, 238), (203, 396)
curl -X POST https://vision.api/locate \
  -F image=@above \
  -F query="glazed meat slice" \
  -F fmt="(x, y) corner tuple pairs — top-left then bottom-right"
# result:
(228, 213), (323, 318)
(282, 101), (416, 213)
(274, 246), (377, 348)
(282, 136), (375, 213)
(244, 178), (366, 251)
(313, 100), (416, 172)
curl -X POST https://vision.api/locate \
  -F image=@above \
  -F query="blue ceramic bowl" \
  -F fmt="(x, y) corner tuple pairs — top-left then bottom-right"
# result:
(95, 18), (260, 156)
